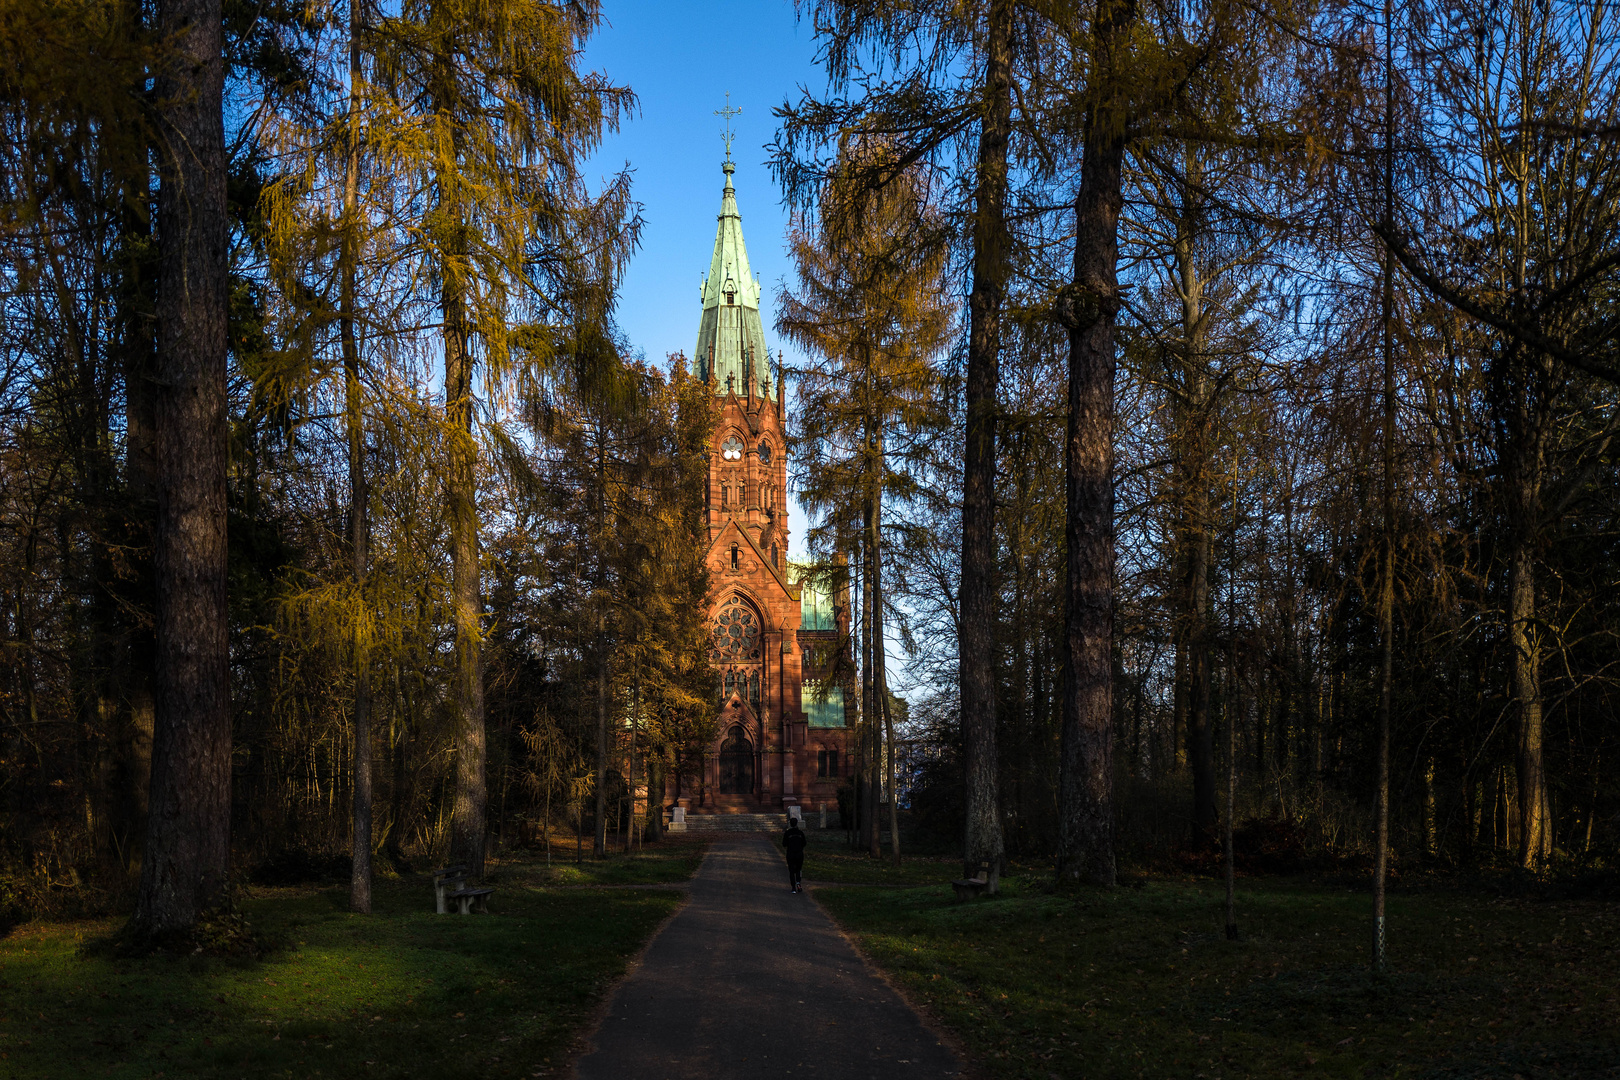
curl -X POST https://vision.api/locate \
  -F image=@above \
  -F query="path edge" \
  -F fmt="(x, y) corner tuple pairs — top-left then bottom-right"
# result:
(806, 883), (986, 1080)
(557, 840), (715, 1079)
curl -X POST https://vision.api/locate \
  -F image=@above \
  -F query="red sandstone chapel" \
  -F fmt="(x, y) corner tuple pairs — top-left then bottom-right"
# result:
(665, 154), (854, 825)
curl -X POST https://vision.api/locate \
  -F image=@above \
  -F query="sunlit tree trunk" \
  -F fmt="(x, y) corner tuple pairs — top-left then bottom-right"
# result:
(343, 0), (372, 911)
(429, 28), (487, 879)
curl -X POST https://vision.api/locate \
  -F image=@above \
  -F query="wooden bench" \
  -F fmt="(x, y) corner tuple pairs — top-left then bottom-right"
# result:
(446, 886), (495, 914)
(951, 862), (994, 902)
(432, 865), (469, 914)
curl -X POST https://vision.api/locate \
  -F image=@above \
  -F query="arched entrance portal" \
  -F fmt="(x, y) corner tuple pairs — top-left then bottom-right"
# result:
(718, 725), (754, 795)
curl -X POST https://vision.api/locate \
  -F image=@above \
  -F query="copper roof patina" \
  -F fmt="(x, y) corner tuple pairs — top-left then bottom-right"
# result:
(695, 159), (777, 401)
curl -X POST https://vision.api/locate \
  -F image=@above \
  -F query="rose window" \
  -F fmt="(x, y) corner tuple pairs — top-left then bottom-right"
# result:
(710, 595), (761, 664)
(721, 436), (744, 461)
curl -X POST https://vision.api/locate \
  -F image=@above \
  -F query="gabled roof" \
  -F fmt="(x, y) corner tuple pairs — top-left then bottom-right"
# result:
(710, 516), (799, 604)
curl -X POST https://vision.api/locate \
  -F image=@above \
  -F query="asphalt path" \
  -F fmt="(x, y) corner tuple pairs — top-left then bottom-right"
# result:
(573, 834), (962, 1080)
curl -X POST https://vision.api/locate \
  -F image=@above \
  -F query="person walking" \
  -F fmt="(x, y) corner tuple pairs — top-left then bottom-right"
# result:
(783, 817), (807, 893)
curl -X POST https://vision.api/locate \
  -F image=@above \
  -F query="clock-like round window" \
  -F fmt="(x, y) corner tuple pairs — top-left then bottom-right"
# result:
(710, 596), (761, 663)
(758, 441), (772, 464)
(721, 436), (744, 461)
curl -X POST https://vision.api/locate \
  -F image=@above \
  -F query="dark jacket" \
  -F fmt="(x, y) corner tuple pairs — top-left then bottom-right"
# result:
(783, 826), (807, 859)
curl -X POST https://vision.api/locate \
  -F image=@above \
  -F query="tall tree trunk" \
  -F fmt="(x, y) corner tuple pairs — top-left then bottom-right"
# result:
(1508, 534), (1549, 865)
(433, 33), (486, 880)
(881, 672), (900, 865)
(1224, 638), (1238, 940)
(132, 0), (230, 939)
(593, 423), (610, 859)
(646, 754), (665, 842)
(1171, 169), (1217, 843)
(343, 5), (372, 912)
(960, 0), (1013, 889)
(445, 287), (485, 876)
(1055, 0), (1131, 887)
(594, 614), (609, 858)
(873, 430), (900, 864)
(861, 528), (880, 858)
(383, 710), (409, 866)
(117, 125), (158, 879)
(1374, 3), (1394, 968)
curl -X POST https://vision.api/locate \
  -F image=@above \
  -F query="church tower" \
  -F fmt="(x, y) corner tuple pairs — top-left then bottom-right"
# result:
(673, 149), (851, 820)
(695, 155), (789, 564)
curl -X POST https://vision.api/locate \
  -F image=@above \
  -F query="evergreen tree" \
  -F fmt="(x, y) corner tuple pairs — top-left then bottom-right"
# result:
(370, 0), (634, 875)
(778, 139), (953, 863)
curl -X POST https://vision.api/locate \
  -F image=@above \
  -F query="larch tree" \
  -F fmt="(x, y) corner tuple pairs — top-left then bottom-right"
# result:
(1044, 0), (1294, 886)
(777, 138), (954, 866)
(261, 0), (394, 914)
(775, 0), (1040, 887)
(1374, 0), (1620, 866)
(372, 0), (634, 877)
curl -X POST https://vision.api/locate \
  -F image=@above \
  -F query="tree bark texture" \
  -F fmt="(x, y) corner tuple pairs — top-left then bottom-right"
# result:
(444, 277), (486, 877)
(344, 0), (373, 914)
(1056, 1), (1130, 886)
(132, 0), (231, 939)
(646, 756), (664, 842)
(959, 0), (1013, 888)
(1508, 537), (1549, 865)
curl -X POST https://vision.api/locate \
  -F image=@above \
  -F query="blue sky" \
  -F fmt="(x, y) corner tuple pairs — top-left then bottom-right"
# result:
(581, 4), (920, 693)
(582, 1), (827, 370)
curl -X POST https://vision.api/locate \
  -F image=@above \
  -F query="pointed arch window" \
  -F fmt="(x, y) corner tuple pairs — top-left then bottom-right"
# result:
(730, 544), (740, 570)
(758, 440), (772, 465)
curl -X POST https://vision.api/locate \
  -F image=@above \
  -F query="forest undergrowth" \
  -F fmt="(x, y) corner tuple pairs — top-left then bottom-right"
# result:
(0, 845), (701, 1080)
(816, 871), (1620, 1079)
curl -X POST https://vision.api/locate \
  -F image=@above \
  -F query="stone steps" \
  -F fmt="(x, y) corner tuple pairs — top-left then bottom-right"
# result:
(678, 813), (790, 832)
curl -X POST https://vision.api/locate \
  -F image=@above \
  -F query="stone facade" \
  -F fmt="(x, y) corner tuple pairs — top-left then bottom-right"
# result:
(667, 159), (853, 817)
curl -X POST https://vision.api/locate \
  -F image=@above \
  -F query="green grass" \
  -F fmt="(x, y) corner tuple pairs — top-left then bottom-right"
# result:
(816, 874), (1620, 1079)
(791, 831), (965, 886)
(0, 859), (693, 1080)
(493, 833), (710, 887)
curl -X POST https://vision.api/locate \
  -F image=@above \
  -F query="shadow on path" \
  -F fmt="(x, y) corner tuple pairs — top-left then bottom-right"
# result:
(574, 835), (961, 1080)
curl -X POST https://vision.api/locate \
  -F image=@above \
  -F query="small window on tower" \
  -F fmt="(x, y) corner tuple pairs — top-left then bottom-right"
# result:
(730, 545), (739, 571)
(759, 441), (772, 465)
(772, 542), (778, 568)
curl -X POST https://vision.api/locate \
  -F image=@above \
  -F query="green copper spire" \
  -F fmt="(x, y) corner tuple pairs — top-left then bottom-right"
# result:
(695, 160), (775, 400)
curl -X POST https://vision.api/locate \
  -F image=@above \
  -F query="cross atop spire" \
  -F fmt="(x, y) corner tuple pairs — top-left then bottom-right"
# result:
(717, 92), (741, 164)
